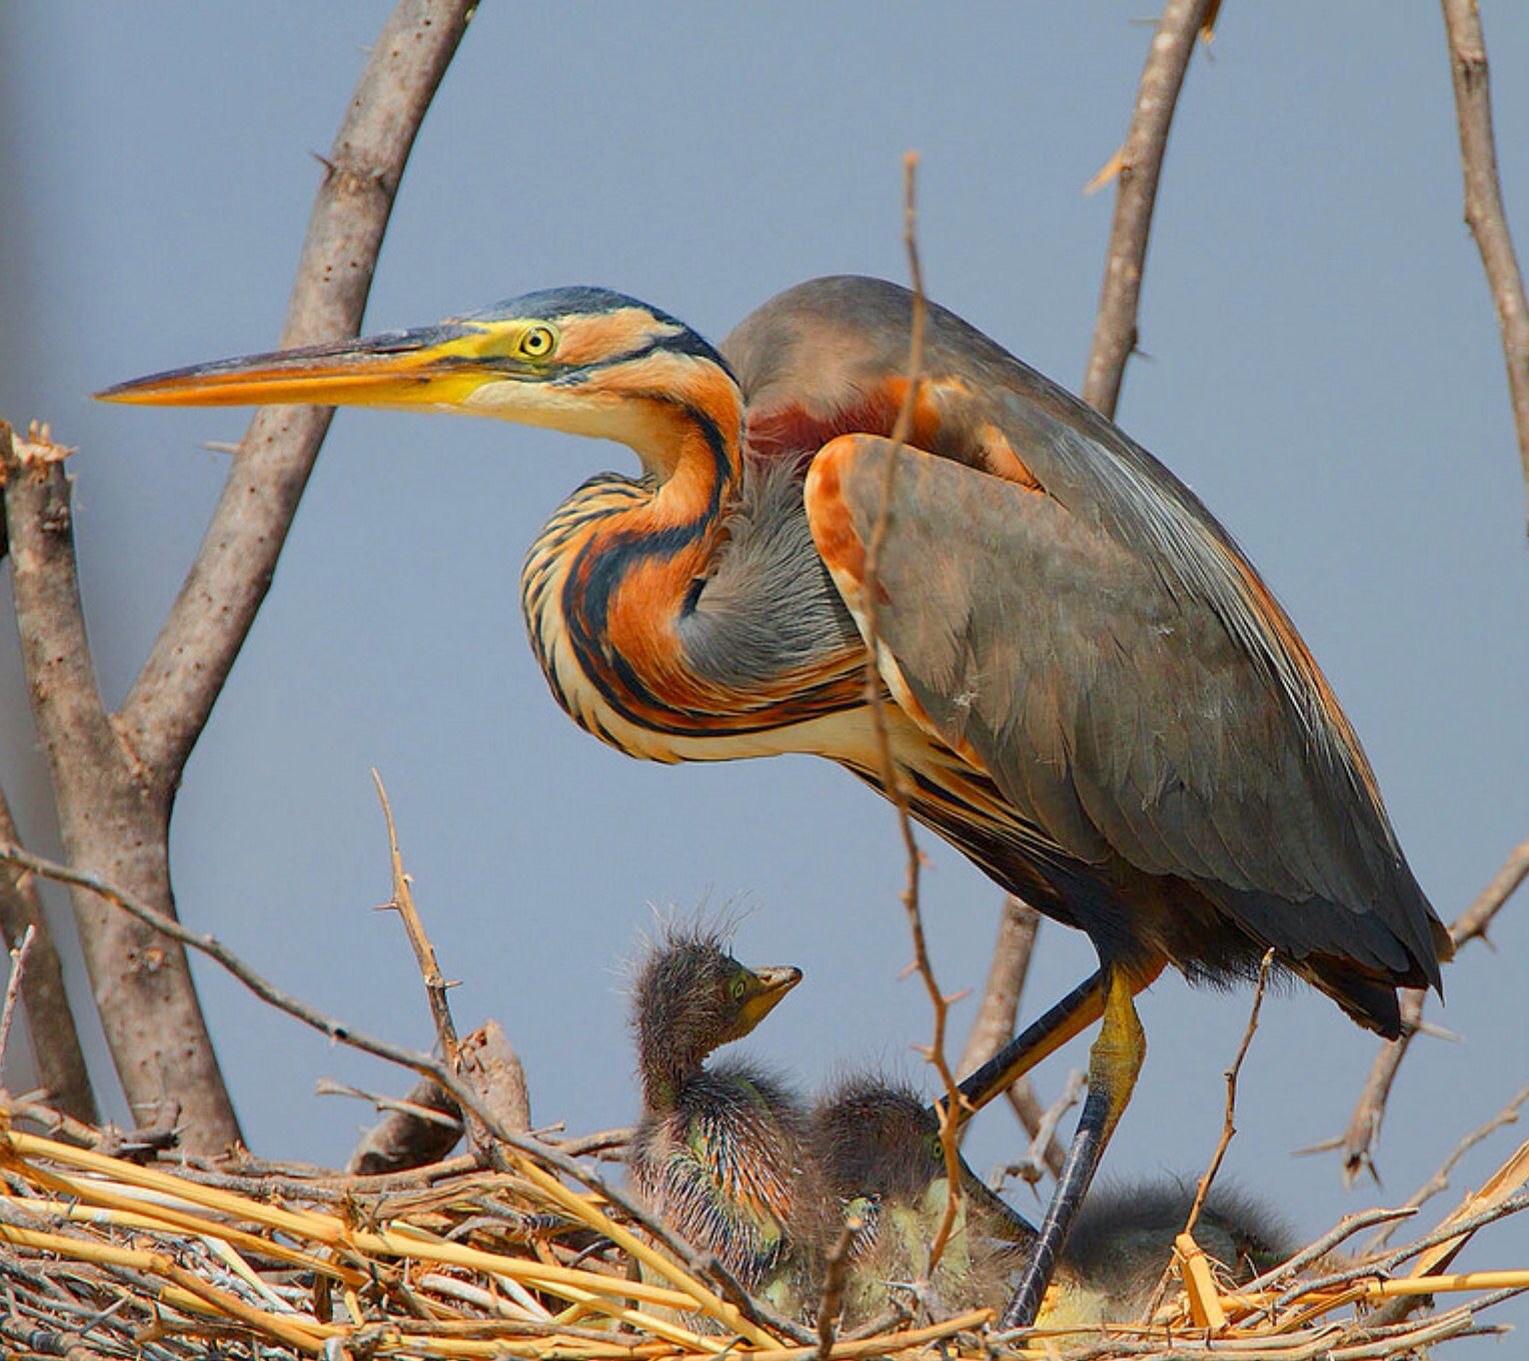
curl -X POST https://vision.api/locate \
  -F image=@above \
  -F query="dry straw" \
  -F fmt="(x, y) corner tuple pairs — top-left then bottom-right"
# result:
(1, 1107), (1525, 1361)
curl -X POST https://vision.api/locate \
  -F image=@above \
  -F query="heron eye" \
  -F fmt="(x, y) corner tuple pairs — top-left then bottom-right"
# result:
(519, 325), (557, 359)
(730, 976), (747, 1002)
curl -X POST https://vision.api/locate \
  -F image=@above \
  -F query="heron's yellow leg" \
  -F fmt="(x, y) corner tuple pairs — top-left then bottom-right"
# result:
(999, 962), (1157, 1332)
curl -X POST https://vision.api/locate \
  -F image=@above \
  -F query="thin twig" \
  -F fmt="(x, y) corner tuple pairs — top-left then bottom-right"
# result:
(998, 1069), (1085, 1192)
(372, 771), (462, 1068)
(1239, 1206), (1420, 1299)
(1081, 0), (1216, 418)
(858, 152), (966, 1271)
(315, 1078), (465, 1131)
(1365, 1083), (1529, 1253)
(1143, 951), (1274, 1320)
(813, 1219), (859, 1360)
(1184, 950), (1275, 1235)
(1267, 1191), (1529, 1314)
(0, 924), (37, 1070)
(1440, 0), (1529, 531)
(1337, 839), (1528, 1183)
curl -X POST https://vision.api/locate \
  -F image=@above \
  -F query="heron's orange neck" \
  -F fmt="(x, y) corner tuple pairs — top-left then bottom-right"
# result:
(521, 375), (747, 739)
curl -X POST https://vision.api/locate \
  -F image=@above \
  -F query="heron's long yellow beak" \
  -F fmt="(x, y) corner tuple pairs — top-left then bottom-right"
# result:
(95, 322), (526, 412)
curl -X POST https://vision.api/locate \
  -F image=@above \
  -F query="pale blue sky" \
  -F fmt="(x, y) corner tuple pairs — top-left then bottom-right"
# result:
(3, 1), (1526, 1318)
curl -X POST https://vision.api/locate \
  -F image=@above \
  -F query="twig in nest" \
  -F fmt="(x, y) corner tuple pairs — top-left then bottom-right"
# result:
(1337, 839), (1529, 1184)
(1184, 949), (1274, 1234)
(858, 151), (967, 1272)
(1143, 950), (1273, 1321)
(814, 1217), (859, 1360)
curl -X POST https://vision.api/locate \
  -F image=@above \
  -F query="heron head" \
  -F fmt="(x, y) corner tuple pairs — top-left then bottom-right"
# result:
(97, 287), (743, 478)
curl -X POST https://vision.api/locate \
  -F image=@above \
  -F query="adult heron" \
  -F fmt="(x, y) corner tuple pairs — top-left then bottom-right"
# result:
(100, 275), (1449, 1326)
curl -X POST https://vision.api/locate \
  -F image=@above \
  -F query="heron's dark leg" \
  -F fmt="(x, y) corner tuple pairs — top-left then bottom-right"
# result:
(999, 965), (1149, 1331)
(945, 970), (1106, 1126)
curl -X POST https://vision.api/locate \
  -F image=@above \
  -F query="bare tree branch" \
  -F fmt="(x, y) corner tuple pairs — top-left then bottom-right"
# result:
(860, 153), (970, 1271)
(2, 420), (238, 1148)
(955, 896), (1065, 1177)
(118, 0), (477, 782)
(1440, 0), (1529, 530)
(1365, 1083), (1529, 1253)
(1337, 839), (1528, 1184)
(957, 896), (1040, 1079)
(0, 781), (97, 1123)
(1081, 0), (1215, 418)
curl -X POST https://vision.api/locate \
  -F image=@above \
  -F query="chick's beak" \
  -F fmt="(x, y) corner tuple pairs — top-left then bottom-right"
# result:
(736, 964), (803, 1034)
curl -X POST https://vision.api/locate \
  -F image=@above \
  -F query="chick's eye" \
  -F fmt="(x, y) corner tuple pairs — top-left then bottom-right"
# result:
(519, 326), (556, 358)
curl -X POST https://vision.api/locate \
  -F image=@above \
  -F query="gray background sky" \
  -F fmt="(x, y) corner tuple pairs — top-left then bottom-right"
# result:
(3, 0), (1527, 1325)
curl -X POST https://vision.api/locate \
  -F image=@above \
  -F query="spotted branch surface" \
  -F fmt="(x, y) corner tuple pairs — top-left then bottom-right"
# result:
(1440, 0), (1529, 532)
(1081, 0), (1215, 419)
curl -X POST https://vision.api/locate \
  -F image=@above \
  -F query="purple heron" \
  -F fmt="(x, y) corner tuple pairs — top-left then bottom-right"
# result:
(100, 275), (1449, 1326)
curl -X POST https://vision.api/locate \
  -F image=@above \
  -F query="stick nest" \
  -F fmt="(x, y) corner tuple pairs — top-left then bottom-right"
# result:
(0, 1107), (1524, 1361)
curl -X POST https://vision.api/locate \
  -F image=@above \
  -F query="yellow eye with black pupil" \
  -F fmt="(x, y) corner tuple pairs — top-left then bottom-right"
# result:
(519, 326), (555, 359)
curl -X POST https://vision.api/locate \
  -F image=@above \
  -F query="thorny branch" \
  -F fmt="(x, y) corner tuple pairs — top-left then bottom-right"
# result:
(1336, 838), (1529, 1184)
(1143, 951), (1273, 1320)
(1081, 0), (1216, 418)
(1440, 0), (1529, 532)
(858, 152), (969, 1272)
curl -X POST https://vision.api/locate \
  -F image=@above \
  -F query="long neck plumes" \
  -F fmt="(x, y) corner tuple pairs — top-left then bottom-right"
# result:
(520, 372), (864, 763)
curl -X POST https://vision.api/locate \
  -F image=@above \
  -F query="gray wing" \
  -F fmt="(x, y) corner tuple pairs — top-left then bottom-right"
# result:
(803, 433), (1442, 988)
